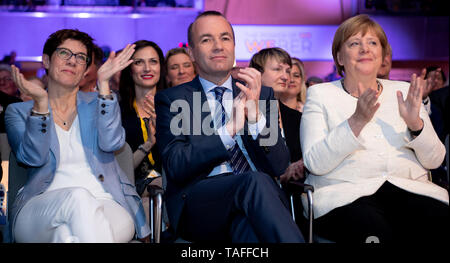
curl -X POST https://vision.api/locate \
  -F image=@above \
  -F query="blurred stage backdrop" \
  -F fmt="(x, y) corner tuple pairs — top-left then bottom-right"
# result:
(0, 0), (448, 82)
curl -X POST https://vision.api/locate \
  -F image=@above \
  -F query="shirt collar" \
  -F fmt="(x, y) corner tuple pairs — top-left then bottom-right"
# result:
(199, 75), (233, 94)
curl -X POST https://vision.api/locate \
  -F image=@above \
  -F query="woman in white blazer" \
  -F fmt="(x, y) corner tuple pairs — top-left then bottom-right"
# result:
(300, 14), (449, 243)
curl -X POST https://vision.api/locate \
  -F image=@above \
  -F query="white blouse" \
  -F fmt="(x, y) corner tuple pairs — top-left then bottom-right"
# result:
(300, 79), (448, 219)
(45, 115), (114, 200)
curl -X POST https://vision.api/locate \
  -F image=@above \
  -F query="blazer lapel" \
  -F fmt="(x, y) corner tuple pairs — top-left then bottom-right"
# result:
(189, 76), (210, 135)
(76, 92), (97, 169)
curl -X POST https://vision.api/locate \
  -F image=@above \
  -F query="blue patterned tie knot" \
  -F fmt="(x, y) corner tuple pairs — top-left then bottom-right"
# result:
(214, 86), (227, 127)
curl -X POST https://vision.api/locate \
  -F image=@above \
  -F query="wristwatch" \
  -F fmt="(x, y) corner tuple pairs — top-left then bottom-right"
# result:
(138, 144), (150, 155)
(98, 94), (114, 100)
(30, 109), (50, 117)
(409, 127), (423, 137)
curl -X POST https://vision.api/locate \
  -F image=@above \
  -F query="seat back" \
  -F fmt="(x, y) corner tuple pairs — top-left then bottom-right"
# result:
(4, 151), (28, 242)
(115, 143), (167, 243)
(7, 152), (27, 222)
(114, 142), (135, 185)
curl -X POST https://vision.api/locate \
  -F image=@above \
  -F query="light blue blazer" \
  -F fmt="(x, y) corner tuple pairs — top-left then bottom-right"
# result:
(5, 92), (150, 241)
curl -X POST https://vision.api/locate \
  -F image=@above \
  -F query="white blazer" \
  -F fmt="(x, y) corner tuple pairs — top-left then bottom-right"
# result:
(300, 79), (448, 219)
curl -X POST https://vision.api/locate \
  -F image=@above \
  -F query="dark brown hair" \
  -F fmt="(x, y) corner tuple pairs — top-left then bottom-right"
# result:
(119, 40), (167, 111)
(43, 29), (94, 72)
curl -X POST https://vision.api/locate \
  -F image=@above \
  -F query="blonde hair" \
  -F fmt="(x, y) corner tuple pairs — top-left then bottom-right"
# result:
(332, 14), (388, 77)
(291, 57), (307, 104)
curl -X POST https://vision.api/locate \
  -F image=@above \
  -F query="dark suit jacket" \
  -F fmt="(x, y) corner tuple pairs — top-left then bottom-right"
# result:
(429, 86), (449, 142)
(155, 76), (290, 232)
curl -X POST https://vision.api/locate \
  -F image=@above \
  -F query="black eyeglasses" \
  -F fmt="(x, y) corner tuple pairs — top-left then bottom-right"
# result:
(55, 48), (90, 65)
(0, 76), (13, 82)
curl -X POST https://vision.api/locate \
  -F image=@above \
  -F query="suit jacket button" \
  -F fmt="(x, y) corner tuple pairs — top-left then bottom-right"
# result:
(41, 129), (47, 133)
(263, 146), (270, 153)
(101, 103), (106, 108)
(42, 123), (47, 128)
(98, 174), (104, 182)
(101, 110), (106, 115)
(41, 116), (47, 121)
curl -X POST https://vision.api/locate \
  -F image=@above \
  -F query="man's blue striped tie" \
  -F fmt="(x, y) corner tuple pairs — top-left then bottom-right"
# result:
(214, 86), (250, 175)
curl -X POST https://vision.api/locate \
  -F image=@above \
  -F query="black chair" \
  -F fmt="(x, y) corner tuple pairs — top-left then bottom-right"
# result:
(282, 180), (314, 243)
(115, 142), (164, 243)
(4, 151), (27, 243)
(282, 173), (334, 243)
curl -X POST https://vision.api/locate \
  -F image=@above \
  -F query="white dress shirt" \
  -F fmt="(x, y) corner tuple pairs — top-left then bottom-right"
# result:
(199, 76), (266, 176)
(300, 79), (448, 219)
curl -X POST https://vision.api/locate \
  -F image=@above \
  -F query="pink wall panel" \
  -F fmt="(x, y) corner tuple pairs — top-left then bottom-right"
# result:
(205, 0), (353, 25)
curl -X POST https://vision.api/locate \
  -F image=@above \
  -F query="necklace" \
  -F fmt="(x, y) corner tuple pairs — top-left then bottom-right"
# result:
(52, 108), (76, 126)
(340, 79), (383, 98)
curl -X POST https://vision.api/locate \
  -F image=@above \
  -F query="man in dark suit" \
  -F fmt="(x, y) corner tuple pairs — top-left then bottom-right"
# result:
(155, 11), (304, 242)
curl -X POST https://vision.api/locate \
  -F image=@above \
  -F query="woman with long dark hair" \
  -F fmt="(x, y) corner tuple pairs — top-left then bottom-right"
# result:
(119, 40), (166, 196)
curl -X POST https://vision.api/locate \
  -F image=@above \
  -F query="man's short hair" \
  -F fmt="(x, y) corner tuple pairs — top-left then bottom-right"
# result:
(187, 10), (235, 48)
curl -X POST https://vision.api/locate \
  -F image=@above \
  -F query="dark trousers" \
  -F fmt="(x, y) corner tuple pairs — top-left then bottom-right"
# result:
(179, 171), (305, 243)
(315, 182), (449, 243)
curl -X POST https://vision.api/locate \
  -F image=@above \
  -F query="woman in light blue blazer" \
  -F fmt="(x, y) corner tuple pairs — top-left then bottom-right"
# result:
(5, 29), (150, 242)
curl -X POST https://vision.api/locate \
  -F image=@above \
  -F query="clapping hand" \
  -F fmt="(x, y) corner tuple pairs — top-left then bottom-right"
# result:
(142, 94), (156, 123)
(280, 159), (305, 184)
(397, 73), (424, 131)
(348, 83), (380, 137)
(140, 116), (156, 153)
(145, 117), (156, 148)
(11, 65), (48, 112)
(226, 92), (247, 137)
(97, 44), (136, 93)
(420, 67), (441, 100)
(234, 67), (262, 123)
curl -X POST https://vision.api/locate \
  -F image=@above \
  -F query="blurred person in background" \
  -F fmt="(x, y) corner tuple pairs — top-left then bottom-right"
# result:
(423, 67), (449, 189)
(279, 57), (307, 112)
(377, 43), (392, 80)
(79, 44), (104, 93)
(109, 49), (123, 97)
(0, 64), (19, 98)
(249, 48), (304, 184)
(0, 64), (21, 133)
(165, 47), (196, 88)
(306, 76), (323, 88)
